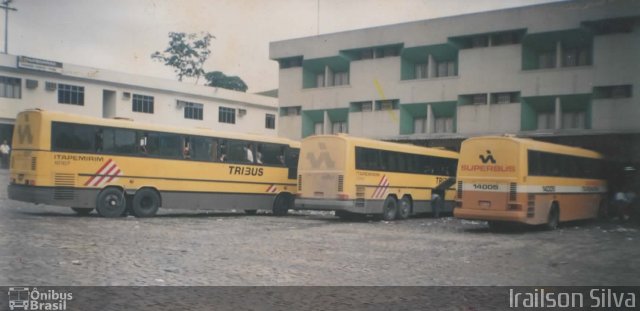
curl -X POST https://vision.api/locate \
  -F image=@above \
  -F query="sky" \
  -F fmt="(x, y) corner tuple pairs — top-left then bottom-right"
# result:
(10, 0), (562, 93)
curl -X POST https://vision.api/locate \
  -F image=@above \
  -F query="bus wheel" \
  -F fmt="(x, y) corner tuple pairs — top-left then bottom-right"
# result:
(273, 194), (291, 216)
(131, 188), (161, 218)
(396, 196), (412, 220)
(545, 204), (560, 230)
(381, 196), (397, 221)
(96, 188), (126, 218)
(71, 207), (93, 216)
(244, 210), (257, 215)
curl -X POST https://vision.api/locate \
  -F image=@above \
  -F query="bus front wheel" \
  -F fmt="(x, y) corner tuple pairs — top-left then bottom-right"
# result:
(96, 188), (126, 218)
(545, 204), (560, 230)
(381, 196), (397, 221)
(131, 188), (161, 218)
(71, 207), (93, 216)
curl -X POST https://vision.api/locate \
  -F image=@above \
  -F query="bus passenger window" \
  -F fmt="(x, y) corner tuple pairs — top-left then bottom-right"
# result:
(139, 133), (148, 154)
(182, 137), (191, 159)
(95, 129), (103, 152)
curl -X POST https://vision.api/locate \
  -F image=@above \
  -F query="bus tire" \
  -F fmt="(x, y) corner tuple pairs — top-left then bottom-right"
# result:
(244, 210), (257, 215)
(71, 207), (93, 216)
(545, 203), (560, 230)
(396, 196), (412, 220)
(381, 196), (397, 221)
(96, 187), (126, 218)
(273, 193), (291, 216)
(131, 188), (161, 218)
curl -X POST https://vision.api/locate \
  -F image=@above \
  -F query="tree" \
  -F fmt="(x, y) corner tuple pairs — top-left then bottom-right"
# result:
(204, 71), (248, 92)
(151, 32), (214, 83)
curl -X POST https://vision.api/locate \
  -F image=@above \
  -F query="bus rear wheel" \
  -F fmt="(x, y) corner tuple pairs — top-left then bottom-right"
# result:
(545, 204), (560, 230)
(272, 193), (291, 216)
(381, 196), (397, 221)
(131, 188), (161, 218)
(96, 188), (126, 218)
(71, 207), (93, 216)
(396, 196), (412, 220)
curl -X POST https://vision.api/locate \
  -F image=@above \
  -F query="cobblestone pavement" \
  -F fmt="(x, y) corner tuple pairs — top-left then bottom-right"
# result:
(0, 169), (638, 286)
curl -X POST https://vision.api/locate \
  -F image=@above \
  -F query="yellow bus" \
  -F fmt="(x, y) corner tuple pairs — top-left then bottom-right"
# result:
(454, 136), (607, 229)
(295, 134), (459, 220)
(8, 109), (300, 217)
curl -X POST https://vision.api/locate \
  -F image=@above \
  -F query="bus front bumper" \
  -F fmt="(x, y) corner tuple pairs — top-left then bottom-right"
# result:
(454, 208), (527, 222)
(295, 198), (364, 214)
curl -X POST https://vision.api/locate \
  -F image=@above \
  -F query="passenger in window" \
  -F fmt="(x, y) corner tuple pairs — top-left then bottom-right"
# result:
(219, 143), (227, 162)
(94, 129), (103, 152)
(256, 145), (263, 164)
(277, 147), (286, 165)
(183, 141), (191, 159)
(245, 143), (254, 163)
(139, 133), (148, 154)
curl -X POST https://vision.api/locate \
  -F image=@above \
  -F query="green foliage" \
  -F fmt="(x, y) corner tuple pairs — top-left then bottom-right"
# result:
(151, 32), (214, 83)
(204, 71), (248, 92)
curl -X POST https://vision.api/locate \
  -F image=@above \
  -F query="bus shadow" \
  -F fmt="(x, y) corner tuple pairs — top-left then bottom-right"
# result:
(462, 219), (604, 234)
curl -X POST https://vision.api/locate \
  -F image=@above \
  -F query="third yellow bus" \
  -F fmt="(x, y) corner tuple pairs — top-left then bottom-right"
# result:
(454, 136), (607, 229)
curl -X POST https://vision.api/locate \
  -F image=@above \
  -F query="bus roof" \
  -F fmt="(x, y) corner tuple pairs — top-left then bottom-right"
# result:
(304, 134), (459, 159)
(463, 136), (603, 159)
(21, 109), (300, 147)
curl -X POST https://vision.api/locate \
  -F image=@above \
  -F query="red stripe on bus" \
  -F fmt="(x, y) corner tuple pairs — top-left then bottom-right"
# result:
(84, 159), (113, 186)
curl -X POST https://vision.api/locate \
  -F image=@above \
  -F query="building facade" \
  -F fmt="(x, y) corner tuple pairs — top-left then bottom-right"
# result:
(0, 54), (279, 144)
(270, 0), (640, 162)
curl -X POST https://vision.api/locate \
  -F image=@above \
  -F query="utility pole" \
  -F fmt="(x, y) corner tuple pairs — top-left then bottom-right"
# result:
(0, 0), (17, 54)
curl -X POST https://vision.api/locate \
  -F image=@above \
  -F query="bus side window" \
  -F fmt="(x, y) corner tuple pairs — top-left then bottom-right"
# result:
(182, 136), (191, 159)
(95, 128), (104, 152)
(286, 147), (299, 179)
(218, 140), (227, 162)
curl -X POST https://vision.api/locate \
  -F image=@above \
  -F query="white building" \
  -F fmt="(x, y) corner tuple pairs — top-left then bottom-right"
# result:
(0, 53), (279, 143)
(270, 0), (640, 162)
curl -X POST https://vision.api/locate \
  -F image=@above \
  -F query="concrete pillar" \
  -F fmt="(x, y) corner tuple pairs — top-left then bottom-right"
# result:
(428, 54), (436, 78)
(554, 97), (562, 130)
(324, 66), (333, 87)
(323, 110), (331, 134)
(426, 104), (434, 134)
(555, 41), (562, 68)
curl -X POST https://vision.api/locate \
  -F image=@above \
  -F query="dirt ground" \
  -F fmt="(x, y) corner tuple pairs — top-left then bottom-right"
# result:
(0, 169), (638, 286)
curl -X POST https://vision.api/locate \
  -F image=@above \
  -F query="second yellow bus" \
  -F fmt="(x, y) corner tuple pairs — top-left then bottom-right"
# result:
(295, 134), (459, 220)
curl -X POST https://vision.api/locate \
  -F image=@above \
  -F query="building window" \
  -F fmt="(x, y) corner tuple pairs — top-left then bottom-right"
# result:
(181, 101), (203, 120)
(332, 71), (349, 86)
(537, 112), (555, 130)
(219, 106), (236, 124)
(561, 111), (585, 129)
(132, 94), (154, 113)
(491, 32), (520, 46)
(414, 117), (427, 134)
(0, 75), (21, 99)
(434, 117), (453, 133)
(436, 61), (455, 77)
(471, 35), (489, 48)
(58, 84), (84, 106)
(472, 94), (487, 105)
(314, 122), (324, 135)
(281, 106), (301, 116)
(538, 51), (556, 69)
(415, 63), (428, 79)
(491, 92), (519, 104)
(562, 48), (590, 67)
(594, 85), (633, 99)
(265, 113), (276, 129)
(279, 56), (303, 69)
(375, 99), (398, 111)
(331, 121), (347, 134)
(351, 101), (373, 112)
(360, 49), (374, 59)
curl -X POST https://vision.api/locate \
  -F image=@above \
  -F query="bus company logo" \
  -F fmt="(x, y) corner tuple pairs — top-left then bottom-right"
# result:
(84, 159), (123, 187)
(7, 287), (73, 310)
(306, 142), (335, 169)
(479, 150), (496, 164)
(372, 175), (389, 199)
